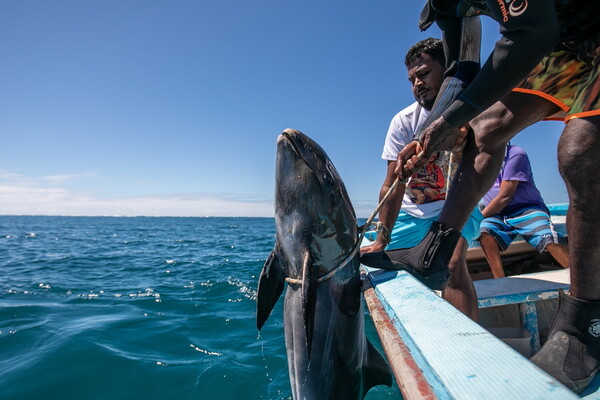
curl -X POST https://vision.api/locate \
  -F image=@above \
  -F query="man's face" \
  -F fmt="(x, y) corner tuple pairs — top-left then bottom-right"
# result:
(407, 53), (444, 111)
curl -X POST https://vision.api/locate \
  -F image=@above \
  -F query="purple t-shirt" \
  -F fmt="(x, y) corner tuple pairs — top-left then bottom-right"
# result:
(483, 145), (548, 217)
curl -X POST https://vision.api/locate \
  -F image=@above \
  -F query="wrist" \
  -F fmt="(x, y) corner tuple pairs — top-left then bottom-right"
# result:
(375, 222), (391, 246)
(442, 97), (482, 128)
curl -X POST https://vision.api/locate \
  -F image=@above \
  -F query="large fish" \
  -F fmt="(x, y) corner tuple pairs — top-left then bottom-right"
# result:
(257, 129), (392, 400)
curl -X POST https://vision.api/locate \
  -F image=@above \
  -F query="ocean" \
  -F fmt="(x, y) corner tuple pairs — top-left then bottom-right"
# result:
(0, 216), (401, 400)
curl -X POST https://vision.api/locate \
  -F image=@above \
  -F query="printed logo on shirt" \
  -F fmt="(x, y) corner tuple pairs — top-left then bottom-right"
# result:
(509, 0), (528, 17)
(496, 0), (528, 22)
(406, 152), (449, 205)
(589, 319), (600, 338)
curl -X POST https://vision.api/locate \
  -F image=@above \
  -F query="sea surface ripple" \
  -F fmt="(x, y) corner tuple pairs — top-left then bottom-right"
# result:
(0, 216), (401, 399)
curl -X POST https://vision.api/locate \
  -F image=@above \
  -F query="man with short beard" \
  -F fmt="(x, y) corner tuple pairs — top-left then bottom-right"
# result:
(361, 38), (483, 320)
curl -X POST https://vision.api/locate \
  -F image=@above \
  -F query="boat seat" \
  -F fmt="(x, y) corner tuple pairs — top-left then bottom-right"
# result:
(474, 268), (570, 353)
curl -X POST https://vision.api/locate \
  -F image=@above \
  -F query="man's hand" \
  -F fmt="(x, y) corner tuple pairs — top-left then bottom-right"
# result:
(360, 240), (387, 254)
(453, 124), (470, 152)
(395, 141), (424, 181)
(396, 116), (468, 179)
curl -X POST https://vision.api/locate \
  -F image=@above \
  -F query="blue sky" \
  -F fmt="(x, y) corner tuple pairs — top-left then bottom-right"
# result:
(0, 1), (568, 217)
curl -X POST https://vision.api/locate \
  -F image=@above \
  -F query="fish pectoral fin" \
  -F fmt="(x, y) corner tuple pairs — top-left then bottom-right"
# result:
(256, 249), (286, 330)
(302, 251), (317, 357)
(363, 338), (393, 394)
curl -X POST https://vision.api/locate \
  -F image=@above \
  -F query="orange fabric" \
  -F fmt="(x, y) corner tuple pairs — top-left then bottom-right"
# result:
(512, 88), (570, 112)
(566, 110), (600, 122)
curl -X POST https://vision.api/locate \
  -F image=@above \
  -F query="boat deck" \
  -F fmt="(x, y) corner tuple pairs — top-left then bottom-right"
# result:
(363, 266), (600, 400)
(475, 268), (570, 353)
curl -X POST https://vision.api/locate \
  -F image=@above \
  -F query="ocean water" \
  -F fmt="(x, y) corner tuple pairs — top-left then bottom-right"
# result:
(0, 216), (401, 400)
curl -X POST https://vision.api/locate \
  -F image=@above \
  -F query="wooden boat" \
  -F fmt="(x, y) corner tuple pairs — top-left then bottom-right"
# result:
(361, 203), (600, 399)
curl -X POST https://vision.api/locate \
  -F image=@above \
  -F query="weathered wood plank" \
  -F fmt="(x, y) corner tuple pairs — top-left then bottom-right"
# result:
(362, 276), (438, 400)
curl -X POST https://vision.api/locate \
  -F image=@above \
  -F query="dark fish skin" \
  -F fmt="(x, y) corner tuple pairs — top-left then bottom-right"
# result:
(257, 129), (392, 400)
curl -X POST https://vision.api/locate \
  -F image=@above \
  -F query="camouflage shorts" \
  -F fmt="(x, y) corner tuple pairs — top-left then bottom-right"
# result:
(514, 46), (600, 122)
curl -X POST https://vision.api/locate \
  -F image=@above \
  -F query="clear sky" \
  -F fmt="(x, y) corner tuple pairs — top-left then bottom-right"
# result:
(0, 1), (568, 217)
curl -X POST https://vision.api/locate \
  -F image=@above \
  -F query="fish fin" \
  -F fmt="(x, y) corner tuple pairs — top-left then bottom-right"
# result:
(256, 249), (286, 330)
(301, 251), (317, 357)
(363, 338), (393, 394)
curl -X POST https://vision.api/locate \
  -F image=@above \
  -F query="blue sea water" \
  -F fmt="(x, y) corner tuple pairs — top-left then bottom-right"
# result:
(0, 216), (401, 400)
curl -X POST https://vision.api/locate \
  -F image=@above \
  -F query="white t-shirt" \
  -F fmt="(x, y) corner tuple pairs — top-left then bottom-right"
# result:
(382, 102), (449, 219)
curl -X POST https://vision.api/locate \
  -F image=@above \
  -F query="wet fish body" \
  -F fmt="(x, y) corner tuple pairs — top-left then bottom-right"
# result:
(257, 129), (391, 400)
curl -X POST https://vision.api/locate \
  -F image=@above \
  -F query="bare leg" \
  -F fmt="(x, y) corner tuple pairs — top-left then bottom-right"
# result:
(442, 237), (479, 320)
(423, 187), (440, 202)
(413, 190), (426, 204)
(479, 232), (506, 278)
(545, 243), (570, 269)
(558, 115), (600, 300)
(437, 93), (561, 231)
(531, 115), (600, 393)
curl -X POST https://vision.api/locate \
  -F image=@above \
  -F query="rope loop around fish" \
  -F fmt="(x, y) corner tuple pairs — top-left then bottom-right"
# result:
(284, 176), (401, 286)
(284, 236), (363, 285)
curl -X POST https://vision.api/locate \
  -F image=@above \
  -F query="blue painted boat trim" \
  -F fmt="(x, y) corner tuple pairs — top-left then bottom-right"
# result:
(364, 266), (579, 399)
(519, 301), (541, 353)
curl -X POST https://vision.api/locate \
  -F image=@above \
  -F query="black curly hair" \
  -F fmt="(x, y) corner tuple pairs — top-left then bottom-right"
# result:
(404, 37), (445, 67)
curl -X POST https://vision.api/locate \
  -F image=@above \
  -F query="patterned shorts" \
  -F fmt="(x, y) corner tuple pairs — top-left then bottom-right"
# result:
(479, 206), (566, 254)
(514, 44), (600, 122)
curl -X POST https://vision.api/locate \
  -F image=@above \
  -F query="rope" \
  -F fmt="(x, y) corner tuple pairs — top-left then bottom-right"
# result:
(359, 150), (425, 233)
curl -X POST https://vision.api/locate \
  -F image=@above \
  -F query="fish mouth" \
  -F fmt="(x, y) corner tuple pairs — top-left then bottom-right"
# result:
(280, 129), (305, 160)
(279, 129), (321, 181)
(278, 128), (357, 225)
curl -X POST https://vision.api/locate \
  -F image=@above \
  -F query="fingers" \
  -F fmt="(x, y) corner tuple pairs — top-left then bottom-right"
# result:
(397, 156), (420, 180)
(401, 145), (429, 181)
(360, 243), (384, 254)
(359, 245), (373, 254)
(395, 141), (425, 180)
(404, 155), (422, 174)
(395, 143), (414, 176)
(453, 125), (470, 148)
(402, 150), (427, 178)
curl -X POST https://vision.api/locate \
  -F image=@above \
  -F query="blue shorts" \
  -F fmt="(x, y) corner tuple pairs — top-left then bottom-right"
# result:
(479, 206), (566, 253)
(366, 207), (483, 250)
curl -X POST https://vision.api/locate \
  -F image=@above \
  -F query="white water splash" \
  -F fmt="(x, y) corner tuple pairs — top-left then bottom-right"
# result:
(189, 344), (222, 356)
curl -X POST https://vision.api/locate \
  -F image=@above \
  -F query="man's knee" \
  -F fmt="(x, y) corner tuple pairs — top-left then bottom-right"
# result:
(558, 116), (600, 191)
(479, 231), (498, 248)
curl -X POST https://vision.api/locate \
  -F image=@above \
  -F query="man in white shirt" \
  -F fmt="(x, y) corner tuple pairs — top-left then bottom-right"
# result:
(361, 38), (482, 319)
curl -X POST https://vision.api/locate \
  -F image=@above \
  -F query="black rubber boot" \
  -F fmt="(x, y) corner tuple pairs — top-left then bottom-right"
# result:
(360, 221), (461, 290)
(531, 289), (600, 393)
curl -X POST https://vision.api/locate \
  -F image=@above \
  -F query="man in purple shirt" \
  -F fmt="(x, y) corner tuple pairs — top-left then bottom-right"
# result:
(479, 144), (569, 278)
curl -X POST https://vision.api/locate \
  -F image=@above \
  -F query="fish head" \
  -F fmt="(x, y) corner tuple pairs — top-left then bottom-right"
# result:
(275, 128), (358, 278)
